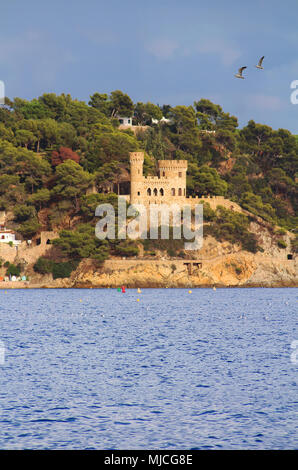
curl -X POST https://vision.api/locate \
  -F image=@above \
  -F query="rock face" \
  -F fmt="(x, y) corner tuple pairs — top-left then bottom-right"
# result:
(70, 253), (297, 289)
(0, 227), (296, 289)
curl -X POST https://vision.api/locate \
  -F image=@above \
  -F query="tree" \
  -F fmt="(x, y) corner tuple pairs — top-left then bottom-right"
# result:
(52, 160), (94, 211)
(18, 218), (41, 238)
(110, 90), (134, 118)
(194, 98), (238, 131)
(14, 149), (51, 193)
(28, 188), (51, 210)
(52, 223), (110, 263)
(168, 105), (201, 155)
(80, 193), (118, 221)
(134, 102), (163, 125)
(52, 147), (80, 166)
(15, 129), (37, 149)
(188, 165), (228, 196)
(88, 93), (110, 116)
(14, 204), (36, 222)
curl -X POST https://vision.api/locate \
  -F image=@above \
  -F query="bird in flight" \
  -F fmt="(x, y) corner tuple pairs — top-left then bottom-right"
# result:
(255, 56), (265, 69)
(235, 66), (247, 79)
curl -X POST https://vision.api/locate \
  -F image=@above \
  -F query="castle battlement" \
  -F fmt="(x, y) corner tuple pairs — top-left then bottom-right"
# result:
(127, 152), (243, 213)
(130, 152), (144, 162)
(144, 176), (169, 182)
(158, 160), (187, 168)
(130, 152), (187, 204)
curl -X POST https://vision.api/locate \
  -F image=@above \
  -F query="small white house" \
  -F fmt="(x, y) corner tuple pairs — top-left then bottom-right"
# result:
(0, 226), (21, 246)
(118, 116), (133, 126)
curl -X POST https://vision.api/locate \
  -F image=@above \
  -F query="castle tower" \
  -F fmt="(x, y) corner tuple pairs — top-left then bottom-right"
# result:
(158, 160), (187, 197)
(130, 152), (144, 204)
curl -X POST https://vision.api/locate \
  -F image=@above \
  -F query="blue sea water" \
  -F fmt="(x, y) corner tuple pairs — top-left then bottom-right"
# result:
(0, 287), (297, 450)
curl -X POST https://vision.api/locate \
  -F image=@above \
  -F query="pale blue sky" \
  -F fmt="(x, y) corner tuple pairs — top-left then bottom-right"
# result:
(1, 0), (298, 132)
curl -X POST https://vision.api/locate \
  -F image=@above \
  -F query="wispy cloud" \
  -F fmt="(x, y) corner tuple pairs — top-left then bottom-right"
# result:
(145, 38), (179, 60)
(195, 39), (242, 66)
(145, 35), (241, 66)
(245, 94), (285, 111)
(0, 30), (76, 90)
(78, 29), (119, 46)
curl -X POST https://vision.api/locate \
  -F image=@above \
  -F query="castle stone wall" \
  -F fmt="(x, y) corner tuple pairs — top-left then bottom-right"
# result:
(129, 152), (242, 213)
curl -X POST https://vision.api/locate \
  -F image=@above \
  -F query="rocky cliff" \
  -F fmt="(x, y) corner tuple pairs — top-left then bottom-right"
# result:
(1, 230), (296, 288)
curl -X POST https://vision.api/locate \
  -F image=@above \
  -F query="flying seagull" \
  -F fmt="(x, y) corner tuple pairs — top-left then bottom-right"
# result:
(235, 66), (247, 79)
(255, 55), (265, 69)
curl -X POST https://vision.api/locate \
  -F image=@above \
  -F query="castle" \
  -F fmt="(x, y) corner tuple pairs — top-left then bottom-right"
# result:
(128, 151), (242, 213)
(129, 151), (188, 206)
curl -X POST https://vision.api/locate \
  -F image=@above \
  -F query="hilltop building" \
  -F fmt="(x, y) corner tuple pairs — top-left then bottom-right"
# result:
(118, 116), (133, 126)
(125, 152), (242, 214)
(129, 152), (187, 206)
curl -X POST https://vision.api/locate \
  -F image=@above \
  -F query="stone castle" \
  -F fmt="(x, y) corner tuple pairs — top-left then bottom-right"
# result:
(128, 151), (240, 212)
(129, 152), (187, 206)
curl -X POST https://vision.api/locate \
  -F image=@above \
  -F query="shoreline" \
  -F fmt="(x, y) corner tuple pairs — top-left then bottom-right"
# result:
(0, 283), (297, 289)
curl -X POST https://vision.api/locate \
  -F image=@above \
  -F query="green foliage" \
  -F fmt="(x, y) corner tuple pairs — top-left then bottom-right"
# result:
(80, 192), (119, 220)
(89, 90), (134, 118)
(18, 218), (41, 238)
(52, 223), (110, 263)
(113, 240), (139, 257)
(205, 206), (259, 253)
(28, 188), (51, 209)
(0, 91), (295, 253)
(240, 192), (277, 223)
(134, 102), (163, 125)
(201, 202), (216, 221)
(52, 260), (79, 279)
(33, 256), (79, 279)
(52, 159), (94, 210)
(14, 204), (36, 222)
(34, 257), (54, 274)
(5, 263), (21, 277)
(277, 239), (287, 249)
(188, 164), (228, 196)
(142, 226), (185, 256)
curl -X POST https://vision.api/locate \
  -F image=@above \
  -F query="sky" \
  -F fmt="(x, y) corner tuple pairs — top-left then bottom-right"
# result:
(1, 0), (298, 132)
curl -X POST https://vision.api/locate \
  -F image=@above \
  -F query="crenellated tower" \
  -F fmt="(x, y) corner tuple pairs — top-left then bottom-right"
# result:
(129, 152), (188, 204)
(130, 152), (144, 204)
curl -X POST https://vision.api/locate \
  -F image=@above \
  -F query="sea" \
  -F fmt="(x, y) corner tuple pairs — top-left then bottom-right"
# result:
(0, 287), (297, 450)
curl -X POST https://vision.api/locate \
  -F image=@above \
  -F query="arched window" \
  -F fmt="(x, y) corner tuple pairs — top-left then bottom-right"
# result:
(153, 188), (158, 196)
(147, 188), (151, 196)
(171, 188), (175, 196)
(178, 188), (182, 196)
(162, 171), (165, 177)
(160, 188), (164, 196)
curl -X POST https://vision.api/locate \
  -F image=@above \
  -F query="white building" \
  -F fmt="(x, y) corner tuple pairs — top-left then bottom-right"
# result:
(0, 226), (21, 246)
(151, 116), (172, 125)
(118, 116), (133, 126)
